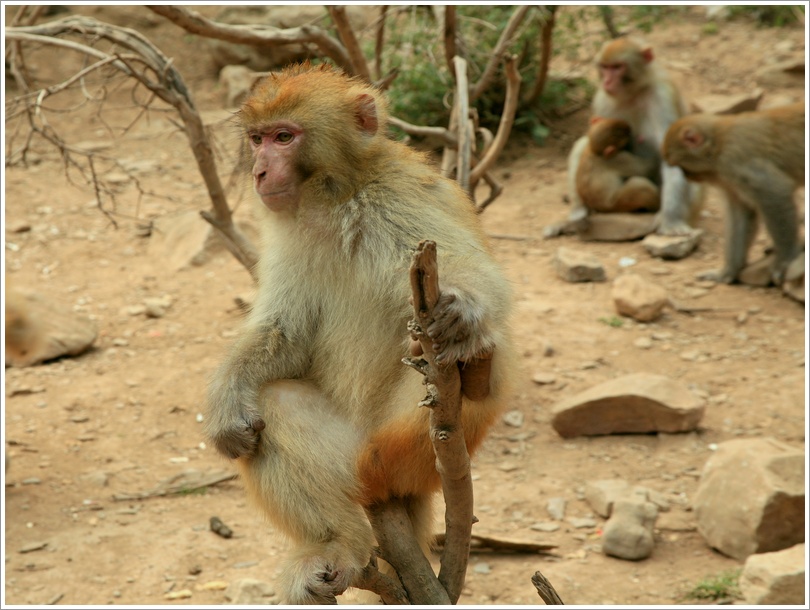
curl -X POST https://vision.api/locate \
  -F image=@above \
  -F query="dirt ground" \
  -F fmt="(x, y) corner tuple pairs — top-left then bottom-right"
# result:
(3, 5), (807, 607)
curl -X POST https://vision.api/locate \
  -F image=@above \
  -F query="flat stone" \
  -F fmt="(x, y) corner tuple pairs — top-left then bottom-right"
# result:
(579, 213), (656, 242)
(642, 230), (702, 260)
(553, 247), (606, 283)
(551, 373), (706, 438)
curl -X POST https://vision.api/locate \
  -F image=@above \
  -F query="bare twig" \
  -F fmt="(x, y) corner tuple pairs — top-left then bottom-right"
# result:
(599, 6), (622, 38)
(112, 471), (236, 502)
(470, 5), (530, 101)
(532, 570), (565, 605)
(470, 54), (521, 201)
(444, 6), (458, 81)
(374, 6), (388, 81)
(523, 6), (558, 105)
(367, 500), (450, 604)
(146, 5), (353, 73)
(6, 16), (260, 276)
(453, 57), (472, 193)
(327, 6), (371, 82)
(352, 552), (410, 605)
(406, 240), (473, 603)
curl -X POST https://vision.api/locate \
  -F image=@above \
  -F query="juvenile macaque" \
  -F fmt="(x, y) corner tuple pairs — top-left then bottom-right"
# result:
(574, 117), (660, 214)
(206, 63), (513, 604)
(663, 103), (805, 285)
(551, 37), (702, 238)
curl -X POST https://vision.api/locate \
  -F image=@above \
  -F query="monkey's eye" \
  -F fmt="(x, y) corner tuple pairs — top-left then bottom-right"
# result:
(275, 132), (294, 144)
(249, 134), (262, 145)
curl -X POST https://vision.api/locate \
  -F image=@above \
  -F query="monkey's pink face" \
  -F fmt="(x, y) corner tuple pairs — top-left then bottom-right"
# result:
(248, 122), (305, 213)
(598, 63), (626, 97)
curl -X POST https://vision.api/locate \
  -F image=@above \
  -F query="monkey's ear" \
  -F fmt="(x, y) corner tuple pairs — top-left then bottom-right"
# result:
(354, 94), (378, 135)
(681, 127), (704, 148)
(641, 47), (654, 63)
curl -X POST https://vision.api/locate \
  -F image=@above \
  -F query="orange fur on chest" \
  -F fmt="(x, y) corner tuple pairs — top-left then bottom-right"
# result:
(356, 405), (495, 505)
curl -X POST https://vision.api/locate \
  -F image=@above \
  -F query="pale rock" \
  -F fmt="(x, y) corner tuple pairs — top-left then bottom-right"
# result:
(551, 373), (706, 438)
(530, 522), (560, 533)
(633, 337), (653, 349)
(579, 213), (656, 242)
(739, 543), (806, 605)
(502, 410), (524, 428)
(553, 247), (606, 283)
(148, 210), (257, 272)
(531, 372), (556, 385)
(739, 254), (774, 287)
(690, 90), (764, 115)
(219, 65), (264, 108)
(224, 578), (276, 604)
(144, 296), (172, 319)
(611, 274), (669, 322)
(694, 438), (805, 560)
(546, 497), (567, 521)
(602, 499), (658, 560)
(642, 230), (702, 260)
(567, 517), (597, 529)
(755, 58), (805, 88)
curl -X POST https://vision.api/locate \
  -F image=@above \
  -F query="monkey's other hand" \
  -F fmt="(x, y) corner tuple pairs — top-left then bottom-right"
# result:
(206, 386), (266, 459)
(427, 287), (495, 365)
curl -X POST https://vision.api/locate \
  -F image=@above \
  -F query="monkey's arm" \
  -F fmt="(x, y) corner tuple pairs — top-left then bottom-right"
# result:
(206, 321), (310, 459)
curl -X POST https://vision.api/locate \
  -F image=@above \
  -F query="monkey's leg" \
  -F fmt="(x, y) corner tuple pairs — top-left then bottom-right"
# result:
(235, 380), (374, 605)
(657, 165), (699, 235)
(700, 198), (757, 283)
(613, 177), (660, 213)
(751, 182), (801, 284)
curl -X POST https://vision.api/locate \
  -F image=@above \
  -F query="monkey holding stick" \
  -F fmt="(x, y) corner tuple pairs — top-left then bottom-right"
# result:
(205, 63), (514, 604)
(663, 102), (805, 285)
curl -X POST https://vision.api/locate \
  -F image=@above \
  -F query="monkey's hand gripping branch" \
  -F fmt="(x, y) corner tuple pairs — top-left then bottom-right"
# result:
(404, 239), (476, 604)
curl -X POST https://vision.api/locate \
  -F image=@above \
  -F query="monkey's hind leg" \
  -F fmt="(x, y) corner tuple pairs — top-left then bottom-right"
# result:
(234, 380), (375, 605)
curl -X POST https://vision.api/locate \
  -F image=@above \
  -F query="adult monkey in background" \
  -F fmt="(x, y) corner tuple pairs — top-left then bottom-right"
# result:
(663, 103), (805, 285)
(205, 63), (514, 604)
(548, 37), (702, 237)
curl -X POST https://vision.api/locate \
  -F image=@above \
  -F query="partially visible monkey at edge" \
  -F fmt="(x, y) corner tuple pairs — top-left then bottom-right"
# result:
(548, 36), (703, 238)
(573, 116), (660, 215)
(663, 102), (805, 285)
(205, 63), (515, 604)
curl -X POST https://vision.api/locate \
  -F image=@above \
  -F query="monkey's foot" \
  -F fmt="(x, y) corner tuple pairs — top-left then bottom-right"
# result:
(284, 555), (353, 605)
(654, 217), (699, 237)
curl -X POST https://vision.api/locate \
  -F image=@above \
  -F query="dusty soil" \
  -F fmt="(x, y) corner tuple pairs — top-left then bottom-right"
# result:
(3, 5), (806, 606)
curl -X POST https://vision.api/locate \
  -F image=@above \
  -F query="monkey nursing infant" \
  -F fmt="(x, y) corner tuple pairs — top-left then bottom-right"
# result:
(206, 63), (514, 604)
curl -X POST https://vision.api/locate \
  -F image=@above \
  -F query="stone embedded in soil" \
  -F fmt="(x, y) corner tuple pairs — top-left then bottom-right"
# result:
(553, 247), (606, 283)
(611, 273), (669, 323)
(601, 499), (658, 561)
(739, 543), (806, 605)
(531, 522), (561, 533)
(642, 231), (702, 260)
(579, 213), (656, 242)
(550, 373), (706, 438)
(531, 372), (556, 385)
(224, 578), (276, 604)
(690, 89), (764, 115)
(693, 437), (805, 560)
(502, 410), (524, 428)
(4, 291), (97, 368)
(567, 517), (597, 529)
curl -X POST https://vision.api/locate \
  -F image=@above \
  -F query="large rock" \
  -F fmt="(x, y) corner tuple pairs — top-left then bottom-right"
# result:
(4, 290), (97, 367)
(579, 213), (656, 242)
(553, 247), (606, 283)
(224, 578), (276, 604)
(550, 373), (706, 438)
(694, 438), (805, 560)
(739, 543), (806, 605)
(611, 274), (669, 322)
